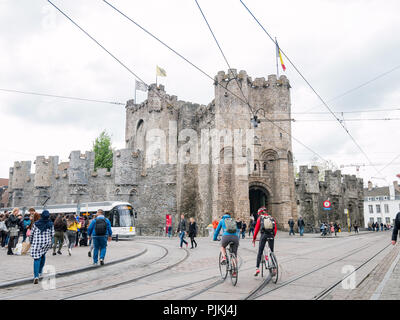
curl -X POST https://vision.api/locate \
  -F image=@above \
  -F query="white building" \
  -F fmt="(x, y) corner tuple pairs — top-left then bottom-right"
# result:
(363, 181), (400, 228)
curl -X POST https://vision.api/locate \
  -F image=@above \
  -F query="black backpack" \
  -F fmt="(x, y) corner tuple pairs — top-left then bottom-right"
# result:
(95, 218), (107, 236)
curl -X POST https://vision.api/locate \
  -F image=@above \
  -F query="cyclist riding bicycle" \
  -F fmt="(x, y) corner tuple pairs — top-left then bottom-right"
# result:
(213, 212), (239, 271)
(252, 207), (277, 276)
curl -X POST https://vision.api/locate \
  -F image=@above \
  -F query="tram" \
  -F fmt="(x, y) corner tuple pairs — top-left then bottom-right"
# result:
(1, 201), (137, 239)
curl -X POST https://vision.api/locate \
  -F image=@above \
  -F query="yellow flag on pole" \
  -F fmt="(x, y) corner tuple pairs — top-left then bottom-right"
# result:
(156, 65), (167, 77)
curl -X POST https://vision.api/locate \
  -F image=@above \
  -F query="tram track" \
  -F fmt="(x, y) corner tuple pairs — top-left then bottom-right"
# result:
(313, 243), (392, 300)
(143, 234), (377, 301)
(61, 241), (190, 300)
(243, 234), (391, 300)
(1, 241), (183, 300)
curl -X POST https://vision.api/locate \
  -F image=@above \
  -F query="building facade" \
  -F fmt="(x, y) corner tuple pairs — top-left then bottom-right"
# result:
(363, 181), (400, 228)
(295, 166), (364, 229)
(5, 69), (298, 233)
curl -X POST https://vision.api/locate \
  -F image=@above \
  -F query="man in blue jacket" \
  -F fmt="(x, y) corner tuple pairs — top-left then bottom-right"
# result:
(87, 209), (112, 266)
(213, 212), (239, 270)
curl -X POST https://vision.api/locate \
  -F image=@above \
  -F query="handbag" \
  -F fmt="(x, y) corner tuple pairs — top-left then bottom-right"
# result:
(21, 242), (31, 255)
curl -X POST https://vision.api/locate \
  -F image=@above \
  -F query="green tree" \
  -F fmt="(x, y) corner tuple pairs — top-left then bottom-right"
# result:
(92, 130), (113, 171)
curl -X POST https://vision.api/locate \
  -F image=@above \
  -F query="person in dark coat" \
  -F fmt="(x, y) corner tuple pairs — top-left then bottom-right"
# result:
(288, 218), (295, 236)
(297, 216), (305, 236)
(6, 208), (20, 255)
(392, 212), (400, 246)
(177, 214), (188, 248)
(241, 221), (247, 239)
(188, 217), (198, 249)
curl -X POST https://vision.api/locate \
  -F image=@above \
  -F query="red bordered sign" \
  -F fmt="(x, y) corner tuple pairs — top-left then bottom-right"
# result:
(323, 200), (331, 208)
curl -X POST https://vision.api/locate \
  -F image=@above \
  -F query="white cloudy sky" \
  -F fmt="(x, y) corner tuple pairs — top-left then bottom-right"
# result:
(1, 0), (399, 187)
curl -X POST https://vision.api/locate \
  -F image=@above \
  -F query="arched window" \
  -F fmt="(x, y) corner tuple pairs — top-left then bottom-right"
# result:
(263, 162), (267, 171)
(136, 119), (145, 151)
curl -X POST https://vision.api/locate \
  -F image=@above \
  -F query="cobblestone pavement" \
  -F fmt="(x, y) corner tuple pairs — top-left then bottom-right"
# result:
(0, 230), (394, 300)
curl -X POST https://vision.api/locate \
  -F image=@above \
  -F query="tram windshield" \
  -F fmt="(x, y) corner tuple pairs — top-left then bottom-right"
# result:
(108, 205), (134, 227)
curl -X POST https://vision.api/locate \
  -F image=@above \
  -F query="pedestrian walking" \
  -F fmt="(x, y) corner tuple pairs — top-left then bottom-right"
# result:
(87, 215), (95, 257)
(166, 214), (172, 238)
(79, 215), (89, 246)
(22, 214), (31, 242)
(66, 214), (81, 256)
(288, 218), (295, 236)
(248, 218), (255, 237)
(30, 210), (54, 284)
(297, 216), (305, 236)
(87, 209), (112, 266)
(353, 221), (359, 234)
(52, 215), (67, 255)
(241, 221), (247, 239)
(391, 212), (400, 246)
(236, 220), (243, 240)
(334, 222), (339, 236)
(6, 208), (20, 255)
(188, 217), (198, 249)
(16, 213), (24, 245)
(0, 213), (8, 248)
(380, 223), (384, 232)
(177, 214), (188, 248)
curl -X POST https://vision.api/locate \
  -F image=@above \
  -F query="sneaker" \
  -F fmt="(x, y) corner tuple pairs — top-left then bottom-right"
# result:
(100, 259), (104, 266)
(88, 251), (91, 257)
(92, 262), (98, 266)
(254, 269), (260, 276)
(57, 251), (62, 255)
(220, 257), (227, 265)
(68, 248), (72, 256)
(52, 252), (56, 256)
(33, 278), (39, 284)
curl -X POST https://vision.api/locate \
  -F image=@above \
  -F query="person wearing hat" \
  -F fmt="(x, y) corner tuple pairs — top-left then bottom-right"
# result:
(29, 210), (54, 284)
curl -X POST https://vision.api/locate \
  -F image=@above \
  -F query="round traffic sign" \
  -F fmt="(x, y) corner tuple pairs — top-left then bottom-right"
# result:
(323, 200), (331, 208)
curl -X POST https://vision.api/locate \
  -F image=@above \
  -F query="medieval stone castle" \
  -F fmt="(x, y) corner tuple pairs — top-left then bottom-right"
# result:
(5, 69), (364, 233)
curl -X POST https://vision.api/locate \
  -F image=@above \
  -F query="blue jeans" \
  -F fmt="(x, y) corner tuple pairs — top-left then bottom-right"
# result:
(299, 226), (304, 236)
(289, 227), (295, 235)
(93, 236), (107, 263)
(179, 231), (187, 247)
(34, 255), (46, 278)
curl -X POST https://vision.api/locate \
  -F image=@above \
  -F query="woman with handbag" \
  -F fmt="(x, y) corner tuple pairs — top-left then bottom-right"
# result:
(66, 214), (81, 256)
(30, 210), (54, 284)
(6, 208), (20, 255)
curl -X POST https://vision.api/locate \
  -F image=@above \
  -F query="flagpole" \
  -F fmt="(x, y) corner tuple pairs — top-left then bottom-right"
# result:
(275, 37), (279, 78)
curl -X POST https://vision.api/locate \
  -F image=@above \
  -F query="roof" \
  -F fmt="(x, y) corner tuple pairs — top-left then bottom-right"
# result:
(0, 178), (8, 187)
(364, 186), (400, 197)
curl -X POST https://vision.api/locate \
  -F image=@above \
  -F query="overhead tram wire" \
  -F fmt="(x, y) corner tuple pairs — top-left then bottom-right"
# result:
(0, 88), (125, 106)
(47, 0), (148, 91)
(301, 64), (400, 114)
(101, 0), (329, 165)
(193, 0), (252, 113)
(239, 0), (388, 183)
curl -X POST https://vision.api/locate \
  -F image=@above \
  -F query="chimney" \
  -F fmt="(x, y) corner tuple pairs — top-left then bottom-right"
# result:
(368, 181), (373, 191)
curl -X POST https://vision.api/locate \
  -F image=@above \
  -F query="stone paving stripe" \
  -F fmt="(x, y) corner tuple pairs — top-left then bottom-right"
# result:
(0, 247), (147, 289)
(370, 248), (400, 300)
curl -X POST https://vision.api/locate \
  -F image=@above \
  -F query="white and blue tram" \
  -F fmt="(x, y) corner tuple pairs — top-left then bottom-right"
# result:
(1, 201), (137, 239)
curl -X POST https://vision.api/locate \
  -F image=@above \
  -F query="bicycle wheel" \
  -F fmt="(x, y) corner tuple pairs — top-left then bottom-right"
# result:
(219, 252), (228, 280)
(269, 252), (279, 283)
(230, 253), (238, 286)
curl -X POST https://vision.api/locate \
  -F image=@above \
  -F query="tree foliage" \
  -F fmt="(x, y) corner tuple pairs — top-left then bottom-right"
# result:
(93, 130), (113, 171)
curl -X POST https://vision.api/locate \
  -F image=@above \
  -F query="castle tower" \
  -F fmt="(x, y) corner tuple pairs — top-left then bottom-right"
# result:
(212, 69), (297, 229)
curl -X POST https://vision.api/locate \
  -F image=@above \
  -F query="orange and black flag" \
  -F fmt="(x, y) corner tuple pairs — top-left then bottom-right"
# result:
(276, 39), (286, 72)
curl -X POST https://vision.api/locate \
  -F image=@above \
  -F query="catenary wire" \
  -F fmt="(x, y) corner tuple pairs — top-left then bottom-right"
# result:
(0, 88), (125, 105)
(193, 0), (253, 113)
(100, 0), (330, 164)
(301, 64), (400, 114)
(239, 0), (388, 183)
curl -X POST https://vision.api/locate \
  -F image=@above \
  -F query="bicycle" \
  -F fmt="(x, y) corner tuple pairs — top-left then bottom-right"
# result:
(219, 241), (238, 286)
(260, 242), (279, 283)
